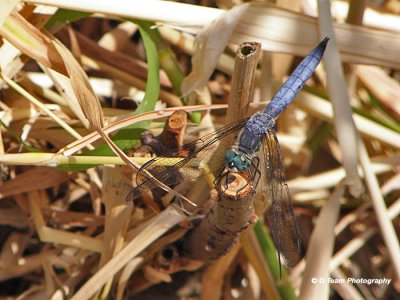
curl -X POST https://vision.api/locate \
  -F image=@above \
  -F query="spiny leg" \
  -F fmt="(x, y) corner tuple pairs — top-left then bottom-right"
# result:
(213, 169), (231, 192)
(229, 157), (261, 195)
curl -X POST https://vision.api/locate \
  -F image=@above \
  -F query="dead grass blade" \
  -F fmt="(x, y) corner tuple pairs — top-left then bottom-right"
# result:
(241, 231), (281, 300)
(116, 257), (144, 300)
(1, 72), (84, 141)
(330, 197), (400, 271)
(181, 3), (249, 95)
(319, 0), (400, 282)
(71, 206), (183, 300)
(0, 153), (152, 166)
(98, 21), (138, 51)
(51, 37), (143, 177)
(288, 155), (396, 193)
(62, 27), (171, 89)
(98, 165), (133, 297)
(296, 92), (400, 148)
(0, 167), (68, 199)
(358, 140), (400, 279)
(317, 0), (362, 196)
(0, 11), (66, 74)
(28, 190), (103, 252)
(330, 268), (364, 300)
(309, 0), (400, 32)
(0, 248), (57, 282)
(299, 182), (344, 300)
(58, 104), (226, 156)
(80, 55), (182, 107)
(51, 39), (104, 131)
(356, 65), (400, 120)
(25, 1), (400, 68)
(41, 66), (91, 129)
(0, 0), (18, 27)
(200, 244), (241, 300)
(26, 0), (221, 26)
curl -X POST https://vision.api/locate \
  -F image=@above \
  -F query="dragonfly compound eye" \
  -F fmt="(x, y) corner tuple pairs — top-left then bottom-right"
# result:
(233, 156), (250, 171)
(224, 149), (236, 163)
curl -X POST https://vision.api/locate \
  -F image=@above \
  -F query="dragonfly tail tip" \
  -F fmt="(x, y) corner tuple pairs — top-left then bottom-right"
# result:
(319, 36), (330, 50)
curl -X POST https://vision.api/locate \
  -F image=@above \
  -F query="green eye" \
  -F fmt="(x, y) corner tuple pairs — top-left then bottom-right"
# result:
(233, 156), (249, 171)
(224, 149), (235, 163)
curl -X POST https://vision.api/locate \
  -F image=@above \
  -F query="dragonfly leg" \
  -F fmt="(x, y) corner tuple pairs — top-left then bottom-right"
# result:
(251, 156), (261, 189)
(214, 169), (233, 193)
(233, 157), (261, 195)
(235, 162), (260, 194)
(214, 169), (227, 186)
(235, 176), (251, 194)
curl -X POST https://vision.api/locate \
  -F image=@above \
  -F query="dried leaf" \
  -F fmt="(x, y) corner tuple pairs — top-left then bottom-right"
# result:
(0, 167), (69, 199)
(51, 39), (104, 131)
(72, 206), (184, 300)
(41, 65), (90, 129)
(0, 12), (66, 74)
(27, 1), (400, 68)
(356, 65), (400, 120)
(0, 0), (18, 28)
(181, 3), (250, 95)
(299, 183), (343, 300)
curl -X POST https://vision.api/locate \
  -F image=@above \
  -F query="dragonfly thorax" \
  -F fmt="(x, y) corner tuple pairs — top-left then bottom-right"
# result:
(224, 148), (252, 172)
(237, 112), (275, 155)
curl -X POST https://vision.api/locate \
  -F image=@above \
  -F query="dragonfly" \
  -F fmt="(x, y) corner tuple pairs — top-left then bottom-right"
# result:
(127, 37), (329, 267)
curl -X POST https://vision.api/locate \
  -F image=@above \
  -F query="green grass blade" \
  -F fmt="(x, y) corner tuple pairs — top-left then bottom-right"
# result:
(253, 221), (298, 300)
(45, 9), (90, 30)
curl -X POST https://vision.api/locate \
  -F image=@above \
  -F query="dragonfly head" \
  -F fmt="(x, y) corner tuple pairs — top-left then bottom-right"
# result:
(224, 149), (251, 172)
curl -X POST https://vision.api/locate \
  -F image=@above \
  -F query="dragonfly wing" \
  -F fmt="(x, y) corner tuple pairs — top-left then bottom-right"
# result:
(126, 118), (249, 202)
(125, 156), (190, 203)
(259, 129), (303, 268)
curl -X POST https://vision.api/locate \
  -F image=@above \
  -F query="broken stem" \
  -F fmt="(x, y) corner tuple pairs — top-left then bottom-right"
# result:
(182, 172), (255, 260)
(188, 41), (261, 207)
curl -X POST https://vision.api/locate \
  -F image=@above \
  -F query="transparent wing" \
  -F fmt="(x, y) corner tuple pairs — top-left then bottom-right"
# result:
(126, 118), (249, 202)
(259, 129), (303, 268)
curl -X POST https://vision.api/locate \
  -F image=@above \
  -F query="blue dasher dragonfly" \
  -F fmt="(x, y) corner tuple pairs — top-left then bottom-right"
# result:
(127, 37), (329, 267)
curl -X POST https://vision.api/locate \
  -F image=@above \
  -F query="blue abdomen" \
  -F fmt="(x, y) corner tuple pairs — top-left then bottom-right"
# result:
(265, 37), (328, 118)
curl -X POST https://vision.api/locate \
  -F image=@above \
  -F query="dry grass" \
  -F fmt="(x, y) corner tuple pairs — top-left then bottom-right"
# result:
(0, 1), (399, 299)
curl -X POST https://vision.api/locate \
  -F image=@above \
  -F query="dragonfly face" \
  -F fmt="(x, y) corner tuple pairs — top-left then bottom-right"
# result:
(224, 148), (251, 172)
